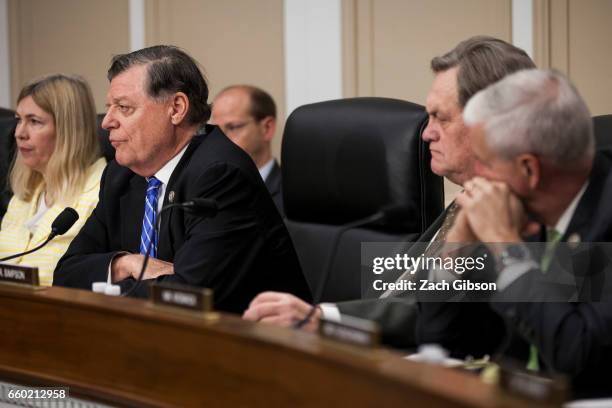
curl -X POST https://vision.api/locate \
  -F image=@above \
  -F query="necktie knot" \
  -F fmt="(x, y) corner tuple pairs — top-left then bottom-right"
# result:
(147, 176), (162, 191)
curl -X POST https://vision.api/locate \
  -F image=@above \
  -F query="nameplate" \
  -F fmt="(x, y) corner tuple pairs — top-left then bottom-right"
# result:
(150, 282), (213, 313)
(499, 365), (568, 404)
(319, 315), (380, 348)
(0, 263), (39, 286)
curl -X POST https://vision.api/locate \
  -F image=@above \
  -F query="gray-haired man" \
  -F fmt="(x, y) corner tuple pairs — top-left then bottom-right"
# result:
(421, 69), (612, 398)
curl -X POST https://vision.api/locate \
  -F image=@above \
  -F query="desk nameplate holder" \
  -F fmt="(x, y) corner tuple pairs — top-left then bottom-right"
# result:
(498, 359), (568, 404)
(0, 262), (41, 289)
(149, 281), (217, 320)
(319, 315), (380, 348)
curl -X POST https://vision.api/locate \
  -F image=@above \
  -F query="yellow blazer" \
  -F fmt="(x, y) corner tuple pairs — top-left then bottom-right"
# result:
(0, 157), (106, 286)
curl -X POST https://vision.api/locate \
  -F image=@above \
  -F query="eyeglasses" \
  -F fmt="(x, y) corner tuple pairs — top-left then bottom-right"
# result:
(220, 120), (256, 135)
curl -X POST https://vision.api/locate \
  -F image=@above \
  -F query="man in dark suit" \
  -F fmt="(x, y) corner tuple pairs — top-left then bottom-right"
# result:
(242, 36), (536, 346)
(211, 85), (284, 216)
(53, 46), (311, 313)
(421, 69), (612, 398)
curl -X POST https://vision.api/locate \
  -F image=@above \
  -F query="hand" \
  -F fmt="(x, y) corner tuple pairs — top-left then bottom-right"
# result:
(445, 208), (477, 243)
(457, 177), (524, 243)
(111, 254), (174, 282)
(242, 291), (321, 333)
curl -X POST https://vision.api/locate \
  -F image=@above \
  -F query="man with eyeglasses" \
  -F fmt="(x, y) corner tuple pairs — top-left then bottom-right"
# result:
(211, 85), (283, 215)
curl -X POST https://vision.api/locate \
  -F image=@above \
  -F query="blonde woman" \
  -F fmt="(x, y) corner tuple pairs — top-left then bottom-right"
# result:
(0, 74), (106, 286)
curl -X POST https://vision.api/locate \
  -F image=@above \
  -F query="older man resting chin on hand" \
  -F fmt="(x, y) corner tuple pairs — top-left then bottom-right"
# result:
(418, 69), (612, 399)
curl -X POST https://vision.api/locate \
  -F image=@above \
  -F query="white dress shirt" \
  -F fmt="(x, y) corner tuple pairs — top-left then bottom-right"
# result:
(151, 143), (189, 214)
(259, 158), (275, 182)
(106, 143), (189, 284)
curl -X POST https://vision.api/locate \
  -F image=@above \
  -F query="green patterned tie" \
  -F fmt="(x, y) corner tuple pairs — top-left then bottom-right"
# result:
(526, 228), (562, 371)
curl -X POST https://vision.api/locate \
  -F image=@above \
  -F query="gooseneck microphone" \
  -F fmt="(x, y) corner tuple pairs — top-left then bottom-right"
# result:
(121, 198), (219, 297)
(0, 207), (79, 262)
(162, 198), (219, 217)
(294, 204), (414, 329)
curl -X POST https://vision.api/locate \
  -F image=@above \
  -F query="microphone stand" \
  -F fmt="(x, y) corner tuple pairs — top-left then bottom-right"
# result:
(0, 207), (79, 262)
(293, 212), (387, 329)
(122, 201), (218, 297)
(0, 235), (56, 262)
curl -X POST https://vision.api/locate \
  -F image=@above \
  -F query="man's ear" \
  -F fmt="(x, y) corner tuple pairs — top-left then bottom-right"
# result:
(169, 92), (190, 125)
(260, 116), (276, 141)
(518, 153), (540, 190)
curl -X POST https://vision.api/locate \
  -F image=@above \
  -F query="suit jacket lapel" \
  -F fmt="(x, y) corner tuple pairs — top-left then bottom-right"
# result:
(378, 204), (452, 298)
(265, 160), (281, 195)
(418, 204), (450, 242)
(157, 135), (204, 260)
(564, 154), (608, 242)
(556, 155), (611, 299)
(120, 175), (146, 254)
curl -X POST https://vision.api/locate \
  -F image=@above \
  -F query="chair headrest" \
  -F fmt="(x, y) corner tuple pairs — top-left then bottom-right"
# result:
(0, 108), (14, 118)
(281, 97), (443, 232)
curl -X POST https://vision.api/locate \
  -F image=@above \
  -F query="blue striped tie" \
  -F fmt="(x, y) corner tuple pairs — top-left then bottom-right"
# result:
(140, 176), (162, 257)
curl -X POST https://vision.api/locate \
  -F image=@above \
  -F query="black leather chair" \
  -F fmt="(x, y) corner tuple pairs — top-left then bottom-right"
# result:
(0, 107), (15, 118)
(282, 97), (444, 302)
(593, 114), (612, 151)
(0, 114), (16, 217)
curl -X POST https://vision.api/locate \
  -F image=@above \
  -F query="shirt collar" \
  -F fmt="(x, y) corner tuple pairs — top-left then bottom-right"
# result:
(553, 181), (589, 235)
(259, 158), (275, 181)
(151, 144), (189, 185)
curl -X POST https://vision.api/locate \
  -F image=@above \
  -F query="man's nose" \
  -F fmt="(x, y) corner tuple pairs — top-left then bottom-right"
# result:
(101, 110), (117, 130)
(421, 122), (439, 142)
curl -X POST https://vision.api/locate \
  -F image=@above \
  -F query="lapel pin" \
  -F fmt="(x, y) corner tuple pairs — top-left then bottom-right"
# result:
(168, 191), (176, 203)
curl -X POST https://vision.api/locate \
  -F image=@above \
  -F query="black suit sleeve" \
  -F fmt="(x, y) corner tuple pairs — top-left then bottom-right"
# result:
(124, 162), (308, 311)
(334, 211), (452, 350)
(53, 164), (122, 287)
(491, 270), (612, 376)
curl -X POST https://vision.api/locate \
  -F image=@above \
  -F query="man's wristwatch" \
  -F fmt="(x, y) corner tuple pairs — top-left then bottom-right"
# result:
(496, 243), (534, 269)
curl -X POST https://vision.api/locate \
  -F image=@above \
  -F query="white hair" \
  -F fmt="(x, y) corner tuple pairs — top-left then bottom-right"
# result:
(463, 69), (594, 166)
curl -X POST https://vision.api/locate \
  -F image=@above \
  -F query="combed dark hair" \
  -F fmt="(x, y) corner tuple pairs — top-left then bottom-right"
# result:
(107, 45), (211, 124)
(431, 36), (536, 108)
(217, 84), (276, 121)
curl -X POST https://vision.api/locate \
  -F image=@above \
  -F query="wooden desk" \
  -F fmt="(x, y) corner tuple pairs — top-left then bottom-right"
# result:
(0, 285), (548, 407)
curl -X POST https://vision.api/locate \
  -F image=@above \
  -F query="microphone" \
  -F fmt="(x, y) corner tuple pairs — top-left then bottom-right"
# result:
(50, 207), (80, 237)
(294, 204), (414, 329)
(121, 197), (219, 297)
(0, 207), (79, 262)
(175, 198), (218, 217)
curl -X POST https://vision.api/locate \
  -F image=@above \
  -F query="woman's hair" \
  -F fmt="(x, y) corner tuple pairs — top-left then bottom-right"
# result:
(11, 74), (101, 206)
